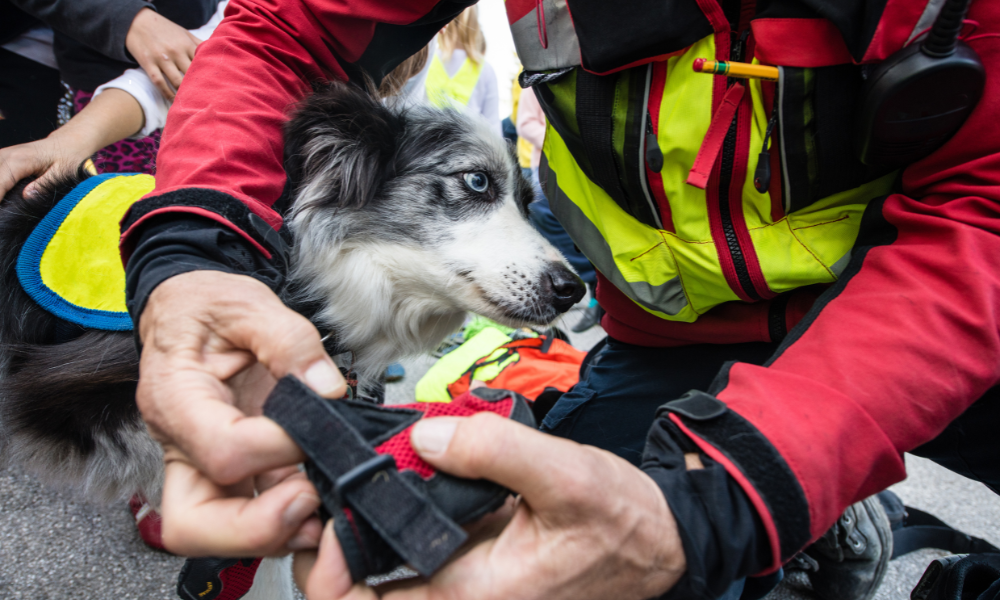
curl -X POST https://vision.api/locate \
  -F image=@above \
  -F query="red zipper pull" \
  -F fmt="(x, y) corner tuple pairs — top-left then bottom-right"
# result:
(686, 82), (745, 189)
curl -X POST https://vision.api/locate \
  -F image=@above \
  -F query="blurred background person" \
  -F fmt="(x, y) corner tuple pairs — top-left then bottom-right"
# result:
(1, 0), (219, 172)
(410, 7), (500, 137)
(0, 1), (226, 199)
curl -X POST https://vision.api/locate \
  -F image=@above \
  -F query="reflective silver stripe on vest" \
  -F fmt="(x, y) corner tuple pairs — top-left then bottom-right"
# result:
(830, 251), (852, 278)
(905, 0), (947, 46)
(509, 0), (580, 72)
(541, 155), (689, 316)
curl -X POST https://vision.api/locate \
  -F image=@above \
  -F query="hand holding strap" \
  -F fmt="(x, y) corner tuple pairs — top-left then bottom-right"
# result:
(263, 376), (536, 581)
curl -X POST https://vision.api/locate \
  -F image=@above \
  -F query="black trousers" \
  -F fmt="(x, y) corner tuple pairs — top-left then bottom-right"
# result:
(542, 336), (1000, 494)
(0, 48), (63, 148)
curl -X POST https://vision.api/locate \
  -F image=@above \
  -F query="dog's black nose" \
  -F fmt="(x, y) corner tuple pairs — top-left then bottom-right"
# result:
(544, 263), (586, 314)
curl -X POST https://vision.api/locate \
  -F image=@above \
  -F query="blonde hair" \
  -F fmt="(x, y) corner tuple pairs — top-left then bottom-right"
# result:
(377, 45), (430, 98)
(437, 6), (486, 66)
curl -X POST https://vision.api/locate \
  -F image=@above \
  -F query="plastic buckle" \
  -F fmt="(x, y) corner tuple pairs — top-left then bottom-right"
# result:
(910, 554), (967, 600)
(334, 454), (398, 501)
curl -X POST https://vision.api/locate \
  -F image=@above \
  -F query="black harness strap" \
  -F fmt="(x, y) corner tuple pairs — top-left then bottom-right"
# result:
(263, 376), (467, 576)
(892, 506), (1000, 559)
(575, 71), (629, 211)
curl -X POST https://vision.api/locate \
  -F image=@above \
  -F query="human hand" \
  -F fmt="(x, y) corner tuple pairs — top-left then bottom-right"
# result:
(138, 270), (347, 556)
(125, 7), (202, 99)
(0, 137), (90, 199)
(0, 87), (145, 199)
(294, 412), (687, 600)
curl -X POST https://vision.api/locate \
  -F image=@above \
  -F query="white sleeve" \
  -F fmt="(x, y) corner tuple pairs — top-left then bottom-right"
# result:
(93, 68), (171, 138)
(90, 1), (228, 138)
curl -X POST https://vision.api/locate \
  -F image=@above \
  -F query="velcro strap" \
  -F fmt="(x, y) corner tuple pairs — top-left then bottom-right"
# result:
(576, 71), (630, 210)
(263, 376), (467, 576)
(337, 457), (467, 576)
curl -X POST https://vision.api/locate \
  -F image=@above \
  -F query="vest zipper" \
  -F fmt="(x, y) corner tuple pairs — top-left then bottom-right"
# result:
(643, 61), (673, 231)
(645, 111), (664, 173)
(638, 63), (664, 229)
(717, 29), (763, 302)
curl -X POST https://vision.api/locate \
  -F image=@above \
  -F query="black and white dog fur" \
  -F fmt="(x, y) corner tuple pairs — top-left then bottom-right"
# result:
(0, 83), (583, 596)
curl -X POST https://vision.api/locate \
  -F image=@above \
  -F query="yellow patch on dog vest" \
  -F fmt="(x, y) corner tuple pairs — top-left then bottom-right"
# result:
(17, 173), (153, 330)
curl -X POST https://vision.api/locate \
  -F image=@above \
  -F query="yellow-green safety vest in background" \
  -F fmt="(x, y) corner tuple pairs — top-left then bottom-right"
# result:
(426, 54), (482, 109)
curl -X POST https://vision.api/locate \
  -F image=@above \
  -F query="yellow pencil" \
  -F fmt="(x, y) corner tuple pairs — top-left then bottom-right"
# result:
(692, 58), (780, 81)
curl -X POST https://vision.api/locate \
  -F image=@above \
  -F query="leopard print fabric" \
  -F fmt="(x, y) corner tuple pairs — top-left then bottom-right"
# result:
(73, 90), (160, 175)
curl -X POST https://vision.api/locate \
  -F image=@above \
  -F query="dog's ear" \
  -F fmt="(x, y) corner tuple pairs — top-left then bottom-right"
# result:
(284, 82), (401, 209)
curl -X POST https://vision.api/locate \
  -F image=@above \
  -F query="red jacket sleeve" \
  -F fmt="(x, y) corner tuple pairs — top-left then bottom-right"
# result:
(661, 1), (1000, 573)
(120, 0), (465, 260)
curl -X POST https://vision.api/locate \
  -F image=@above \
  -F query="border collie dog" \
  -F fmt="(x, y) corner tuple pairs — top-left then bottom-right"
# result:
(0, 82), (584, 507)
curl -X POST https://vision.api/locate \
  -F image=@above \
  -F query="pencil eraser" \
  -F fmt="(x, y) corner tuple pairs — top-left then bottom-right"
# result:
(693, 58), (706, 72)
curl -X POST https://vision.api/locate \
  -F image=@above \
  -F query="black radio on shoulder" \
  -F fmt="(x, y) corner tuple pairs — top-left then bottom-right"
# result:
(855, 0), (985, 169)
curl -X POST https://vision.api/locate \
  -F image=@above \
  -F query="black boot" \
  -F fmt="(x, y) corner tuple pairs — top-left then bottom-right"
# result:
(793, 495), (893, 600)
(571, 302), (604, 333)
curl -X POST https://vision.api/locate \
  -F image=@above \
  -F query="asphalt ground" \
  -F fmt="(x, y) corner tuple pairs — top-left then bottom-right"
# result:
(1, 298), (998, 599)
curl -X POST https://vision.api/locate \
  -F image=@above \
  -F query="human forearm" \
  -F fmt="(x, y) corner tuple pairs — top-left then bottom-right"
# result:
(95, 68), (172, 137)
(56, 88), (144, 156)
(124, 215), (285, 329)
(0, 88), (144, 198)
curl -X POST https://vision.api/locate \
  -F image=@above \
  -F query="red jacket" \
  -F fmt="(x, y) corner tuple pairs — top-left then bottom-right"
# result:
(121, 0), (1000, 580)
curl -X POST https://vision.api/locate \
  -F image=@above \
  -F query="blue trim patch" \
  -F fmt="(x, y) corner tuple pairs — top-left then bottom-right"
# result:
(16, 173), (135, 331)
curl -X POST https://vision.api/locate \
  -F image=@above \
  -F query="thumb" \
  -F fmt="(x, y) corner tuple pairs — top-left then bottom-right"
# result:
(24, 165), (62, 198)
(410, 412), (578, 510)
(301, 522), (377, 600)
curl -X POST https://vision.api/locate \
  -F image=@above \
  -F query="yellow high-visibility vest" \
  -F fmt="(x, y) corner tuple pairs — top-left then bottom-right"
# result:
(425, 54), (482, 109)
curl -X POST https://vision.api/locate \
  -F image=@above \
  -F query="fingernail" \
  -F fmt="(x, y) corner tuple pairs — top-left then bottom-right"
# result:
(411, 418), (458, 456)
(283, 492), (320, 527)
(304, 360), (343, 397)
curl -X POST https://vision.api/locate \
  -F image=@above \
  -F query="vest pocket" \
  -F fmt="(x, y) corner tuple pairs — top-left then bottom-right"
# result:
(777, 65), (885, 214)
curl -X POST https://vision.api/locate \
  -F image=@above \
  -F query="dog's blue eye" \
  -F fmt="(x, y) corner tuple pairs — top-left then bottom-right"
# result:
(464, 172), (489, 193)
